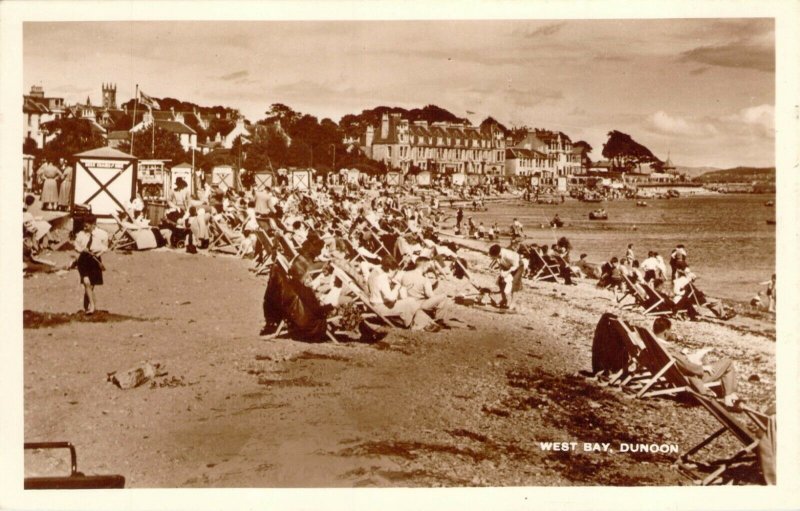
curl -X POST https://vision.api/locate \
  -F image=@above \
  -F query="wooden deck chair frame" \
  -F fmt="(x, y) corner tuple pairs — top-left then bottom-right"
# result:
(251, 229), (277, 275)
(208, 215), (244, 256)
(528, 250), (561, 282)
(273, 230), (300, 263)
(24, 442), (125, 489)
(329, 263), (395, 327)
(605, 318), (651, 388)
(633, 326), (720, 399)
(639, 281), (676, 316)
(675, 389), (762, 485)
(108, 211), (138, 251)
(261, 254), (339, 343)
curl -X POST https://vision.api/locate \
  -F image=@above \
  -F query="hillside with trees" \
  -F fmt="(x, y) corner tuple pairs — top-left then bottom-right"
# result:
(339, 105), (470, 137)
(695, 166), (776, 183)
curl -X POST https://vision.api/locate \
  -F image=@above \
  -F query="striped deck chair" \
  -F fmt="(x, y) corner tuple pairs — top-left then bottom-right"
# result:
(528, 249), (561, 282)
(108, 211), (139, 251)
(273, 230), (301, 263)
(631, 326), (720, 399)
(675, 389), (765, 485)
(208, 215), (245, 256)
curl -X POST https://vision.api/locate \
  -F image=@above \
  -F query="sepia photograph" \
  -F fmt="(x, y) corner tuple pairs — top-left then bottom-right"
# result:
(3, 0), (800, 509)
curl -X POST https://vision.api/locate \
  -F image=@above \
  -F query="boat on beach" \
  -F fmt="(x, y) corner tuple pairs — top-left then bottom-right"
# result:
(589, 209), (608, 220)
(636, 201), (648, 207)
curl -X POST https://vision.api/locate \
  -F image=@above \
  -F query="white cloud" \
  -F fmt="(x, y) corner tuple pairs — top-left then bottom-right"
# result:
(649, 111), (718, 136)
(724, 104), (774, 134)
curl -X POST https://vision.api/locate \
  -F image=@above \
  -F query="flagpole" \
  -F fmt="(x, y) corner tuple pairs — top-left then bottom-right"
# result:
(130, 84), (138, 151)
(151, 104), (155, 157)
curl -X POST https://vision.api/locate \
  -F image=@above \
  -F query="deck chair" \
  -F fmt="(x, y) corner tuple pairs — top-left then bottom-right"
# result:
(675, 390), (763, 485)
(273, 230), (301, 262)
(261, 254), (339, 343)
(24, 442), (125, 489)
(208, 215), (246, 256)
(639, 281), (677, 316)
(329, 263), (395, 327)
(605, 317), (650, 388)
(528, 250), (561, 282)
(108, 211), (139, 251)
(251, 229), (278, 275)
(632, 326), (720, 399)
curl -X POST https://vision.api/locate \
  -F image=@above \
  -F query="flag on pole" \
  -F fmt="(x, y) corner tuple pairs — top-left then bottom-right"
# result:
(139, 90), (160, 110)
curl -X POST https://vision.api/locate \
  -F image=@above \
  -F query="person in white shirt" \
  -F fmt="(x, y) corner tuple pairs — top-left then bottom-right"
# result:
(73, 215), (109, 314)
(400, 257), (468, 330)
(488, 244), (523, 309)
(367, 259), (431, 329)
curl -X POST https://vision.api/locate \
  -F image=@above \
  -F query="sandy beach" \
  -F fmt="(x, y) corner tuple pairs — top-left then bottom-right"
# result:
(23, 240), (775, 487)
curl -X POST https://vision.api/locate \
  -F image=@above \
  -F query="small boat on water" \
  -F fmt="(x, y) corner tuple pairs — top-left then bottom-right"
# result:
(765, 201), (774, 207)
(636, 201), (648, 207)
(589, 209), (608, 220)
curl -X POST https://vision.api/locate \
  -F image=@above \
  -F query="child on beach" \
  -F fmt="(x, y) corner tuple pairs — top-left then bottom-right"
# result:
(73, 214), (108, 315)
(488, 244), (524, 310)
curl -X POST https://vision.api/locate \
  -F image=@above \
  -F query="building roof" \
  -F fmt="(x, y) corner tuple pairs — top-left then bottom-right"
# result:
(155, 119), (196, 135)
(172, 162), (193, 169)
(75, 146), (136, 159)
(506, 148), (547, 160)
(107, 130), (130, 140)
(24, 97), (51, 114)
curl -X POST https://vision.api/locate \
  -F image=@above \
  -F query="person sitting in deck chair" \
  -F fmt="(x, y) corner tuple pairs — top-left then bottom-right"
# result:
(652, 317), (742, 410)
(488, 244), (524, 310)
(673, 269), (736, 320)
(400, 256), (471, 329)
(367, 257), (434, 331)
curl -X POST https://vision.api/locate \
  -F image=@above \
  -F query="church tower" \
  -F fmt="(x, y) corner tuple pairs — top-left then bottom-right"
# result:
(102, 83), (117, 109)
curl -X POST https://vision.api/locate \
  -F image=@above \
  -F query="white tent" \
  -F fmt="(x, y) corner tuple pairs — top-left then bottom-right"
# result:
(289, 169), (312, 190)
(385, 171), (403, 187)
(416, 171), (431, 187)
(253, 170), (274, 190)
(73, 147), (137, 218)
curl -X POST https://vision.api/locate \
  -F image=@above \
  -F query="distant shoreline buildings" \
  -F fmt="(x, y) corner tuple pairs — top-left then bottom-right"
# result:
(24, 82), (683, 186)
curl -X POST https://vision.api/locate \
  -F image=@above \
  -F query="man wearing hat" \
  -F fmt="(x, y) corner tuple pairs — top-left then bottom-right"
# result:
(73, 214), (109, 314)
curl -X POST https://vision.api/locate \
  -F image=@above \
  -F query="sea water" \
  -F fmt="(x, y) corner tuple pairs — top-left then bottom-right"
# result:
(456, 194), (776, 303)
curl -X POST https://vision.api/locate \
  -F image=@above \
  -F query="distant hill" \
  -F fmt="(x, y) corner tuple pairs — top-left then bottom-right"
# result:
(675, 166), (719, 179)
(694, 166), (775, 183)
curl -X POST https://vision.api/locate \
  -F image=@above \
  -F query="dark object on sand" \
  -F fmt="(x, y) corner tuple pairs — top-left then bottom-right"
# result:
(589, 209), (608, 220)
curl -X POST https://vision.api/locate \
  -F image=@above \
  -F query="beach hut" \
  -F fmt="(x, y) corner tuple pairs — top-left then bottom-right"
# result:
(72, 147), (138, 218)
(289, 168), (312, 190)
(345, 168), (361, 185)
(451, 172), (466, 187)
(385, 170), (403, 187)
(170, 162), (195, 196)
(466, 173), (483, 186)
(252, 169), (275, 190)
(416, 170), (431, 187)
(212, 165), (236, 191)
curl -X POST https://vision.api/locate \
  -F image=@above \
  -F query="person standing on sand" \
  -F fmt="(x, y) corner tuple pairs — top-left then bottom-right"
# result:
(625, 243), (635, 264)
(456, 207), (464, 233)
(760, 274), (776, 313)
(488, 244), (524, 310)
(73, 214), (108, 315)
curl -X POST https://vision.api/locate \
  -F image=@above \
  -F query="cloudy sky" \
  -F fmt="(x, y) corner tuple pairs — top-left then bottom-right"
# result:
(24, 19), (774, 168)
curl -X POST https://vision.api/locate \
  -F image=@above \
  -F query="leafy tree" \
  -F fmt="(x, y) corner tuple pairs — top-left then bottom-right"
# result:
(117, 126), (187, 163)
(265, 103), (301, 130)
(601, 130), (660, 171)
(287, 139), (313, 167)
(480, 116), (509, 136)
(572, 140), (593, 170)
(39, 118), (106, 163)
(23, 136), (39, 156)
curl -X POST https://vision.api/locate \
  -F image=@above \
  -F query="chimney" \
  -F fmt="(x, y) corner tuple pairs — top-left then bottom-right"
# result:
(380, 113), (389, 139)
(365, 125), (374, 146)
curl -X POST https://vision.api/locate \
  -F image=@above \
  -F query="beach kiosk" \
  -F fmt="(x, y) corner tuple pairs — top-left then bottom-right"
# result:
(136, 159), (169, 200)
(72, 147), (137, 219)
(289, 168), (312, 190)
(466, 173), (483, 186)
(212, 164), (236, 191)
